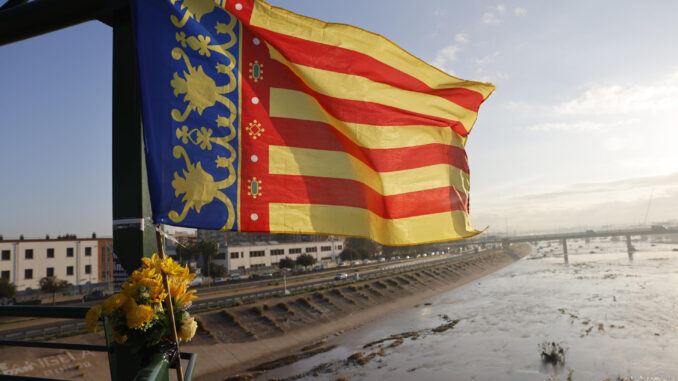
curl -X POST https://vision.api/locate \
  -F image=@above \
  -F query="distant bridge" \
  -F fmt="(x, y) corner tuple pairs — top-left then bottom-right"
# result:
(442, 227), (678, 263)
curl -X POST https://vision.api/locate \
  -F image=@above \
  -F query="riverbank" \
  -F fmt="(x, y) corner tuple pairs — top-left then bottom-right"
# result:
(192, 244), (530, 380)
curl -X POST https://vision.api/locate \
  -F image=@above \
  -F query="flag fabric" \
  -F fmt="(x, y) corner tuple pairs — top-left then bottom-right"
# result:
(131, 0), (495, 246)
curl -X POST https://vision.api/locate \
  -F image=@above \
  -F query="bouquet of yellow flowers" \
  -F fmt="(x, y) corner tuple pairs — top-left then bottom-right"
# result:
(86, 254), (198, 350)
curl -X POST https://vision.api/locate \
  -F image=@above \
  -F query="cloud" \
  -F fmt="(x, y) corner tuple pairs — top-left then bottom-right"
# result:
(554, 74), (678, 116)
(431, 45), (460, 74)
(475, 52), (499, 66)
(472, 173), (678, 232)
(523, 70), (678, 132)
(513, 7), (527, 16)
(455, 33), (469, 44)
(482, 4), (506, 24)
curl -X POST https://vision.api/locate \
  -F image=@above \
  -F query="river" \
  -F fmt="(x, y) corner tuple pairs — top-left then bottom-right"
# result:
(257, 238), (678, 381)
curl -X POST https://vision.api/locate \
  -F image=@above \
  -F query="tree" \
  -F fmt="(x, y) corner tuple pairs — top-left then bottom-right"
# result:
(39, 276), (71, 305)
(339, 248), (359, 262)
(198, 240), (219, 280)
(175, 240), (200, 262)
(207, 263), (228, 278)
(296, 253), (316, 268)
(345, 237), (377, 259)
(278, 257), (295, 269)
(0, 278), (16, 299)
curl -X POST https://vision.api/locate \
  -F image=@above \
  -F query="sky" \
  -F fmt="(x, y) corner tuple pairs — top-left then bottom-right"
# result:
(1, 0), (677, 239)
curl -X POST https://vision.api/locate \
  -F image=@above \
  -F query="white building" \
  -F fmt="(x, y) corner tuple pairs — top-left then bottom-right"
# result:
(0, 237), (110, 292)
(213, 240), (344, 273)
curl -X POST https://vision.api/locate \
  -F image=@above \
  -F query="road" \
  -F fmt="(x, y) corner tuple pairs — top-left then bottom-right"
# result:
(0, 249), (482, 340)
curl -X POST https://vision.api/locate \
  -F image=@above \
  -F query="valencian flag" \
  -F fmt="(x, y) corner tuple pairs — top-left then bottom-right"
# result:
(131, 0), (494, 246)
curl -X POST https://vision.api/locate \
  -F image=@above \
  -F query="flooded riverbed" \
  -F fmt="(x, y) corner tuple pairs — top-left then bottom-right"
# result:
(259, 239), (678, 381)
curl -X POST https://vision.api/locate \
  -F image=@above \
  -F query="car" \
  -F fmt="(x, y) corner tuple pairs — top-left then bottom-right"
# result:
(378, 257), (386, 263)
(416, 254), (421, 258)
(405, 256), (410, 259)
(363, 259), (371, 264)
(0, 297), (15, 305)
(352, 260), (362, 266)
(422, 254), (427, 257)
(312, 265), (324, 271)
(337, 262), (347, 267)
(84, 290), (113, 301)
(335, 272), (348, 280)
(190, 276), (204, 287)
(262, 272), (273, 278)
(227, 275), (242, 282)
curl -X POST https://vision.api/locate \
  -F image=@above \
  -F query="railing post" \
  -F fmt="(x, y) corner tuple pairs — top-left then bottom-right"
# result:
(112, 8), (158, 273)
(111, 8), (164, 381)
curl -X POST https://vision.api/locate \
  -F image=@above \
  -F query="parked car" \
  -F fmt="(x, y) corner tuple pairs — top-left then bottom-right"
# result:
(363, 259), (371, 264)
(337, 262), (347, 267)
(378, 257), (386, 263)
(335, 272), (348, 280)
(261, 272), (273, 278)
(351, 260), (362, 266)
(312, 265), (324, 271)
(190, 275), (204, 287)
(405, 256), (410, 259)
(227, 275), (242, 282)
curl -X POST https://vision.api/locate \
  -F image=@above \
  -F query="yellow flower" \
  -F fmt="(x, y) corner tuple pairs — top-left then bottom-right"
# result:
(85, 305), (102, 332)
(175, 289), (197, 308)
(123, 299), (155, 329)
(178, 317), (197, 341)
(112, 329), (128, 344)
(121, 267), (167, 304)
(102, 293), (128, 315)
(143, 253), (188, 277)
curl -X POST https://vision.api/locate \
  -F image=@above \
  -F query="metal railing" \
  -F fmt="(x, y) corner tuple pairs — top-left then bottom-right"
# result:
(0, 306), (196, 381)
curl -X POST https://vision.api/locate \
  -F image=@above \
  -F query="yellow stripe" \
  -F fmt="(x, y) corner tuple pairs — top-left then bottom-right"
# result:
(269, 145), (470, 196)
(251, 0), (495, 98)
(269, 88), (466, 149)
(269, 203), (479, 246)
(267, 45), (479, 131)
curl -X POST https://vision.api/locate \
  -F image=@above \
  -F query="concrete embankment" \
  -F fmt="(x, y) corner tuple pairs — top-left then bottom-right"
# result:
(193, 244), (531, 380)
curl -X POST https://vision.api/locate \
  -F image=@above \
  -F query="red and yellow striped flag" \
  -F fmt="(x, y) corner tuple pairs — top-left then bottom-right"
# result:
(133, 0), (494, 245)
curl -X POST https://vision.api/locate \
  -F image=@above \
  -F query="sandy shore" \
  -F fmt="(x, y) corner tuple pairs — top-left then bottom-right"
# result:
(192, 245), (530, 381)
(0, 245), (529, 380)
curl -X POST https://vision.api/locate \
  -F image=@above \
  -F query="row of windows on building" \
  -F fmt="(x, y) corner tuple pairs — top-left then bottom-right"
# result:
(225, 245), (341, 259)
(0, 265), (92, 281)
(1, 247), (92, 260)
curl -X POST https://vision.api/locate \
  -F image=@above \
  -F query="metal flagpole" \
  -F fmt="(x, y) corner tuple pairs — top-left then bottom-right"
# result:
(155, 227), (185, 381)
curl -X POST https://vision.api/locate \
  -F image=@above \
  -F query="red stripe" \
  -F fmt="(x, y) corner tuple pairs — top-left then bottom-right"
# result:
(250, 27), (485, 112)
(266, 175), (469, 219)
(264, 59), (470, 136)
(267, 118), (469, 173)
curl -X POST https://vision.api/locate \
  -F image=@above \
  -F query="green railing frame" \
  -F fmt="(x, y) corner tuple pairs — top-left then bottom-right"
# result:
(0, 306), (197, 381)
(0, 1), (188, 379)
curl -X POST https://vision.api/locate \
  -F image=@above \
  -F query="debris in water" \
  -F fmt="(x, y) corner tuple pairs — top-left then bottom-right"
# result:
(539, 341), (567, 366)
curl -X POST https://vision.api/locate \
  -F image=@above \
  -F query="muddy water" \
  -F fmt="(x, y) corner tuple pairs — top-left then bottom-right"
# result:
(258, 239), (678, 381)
